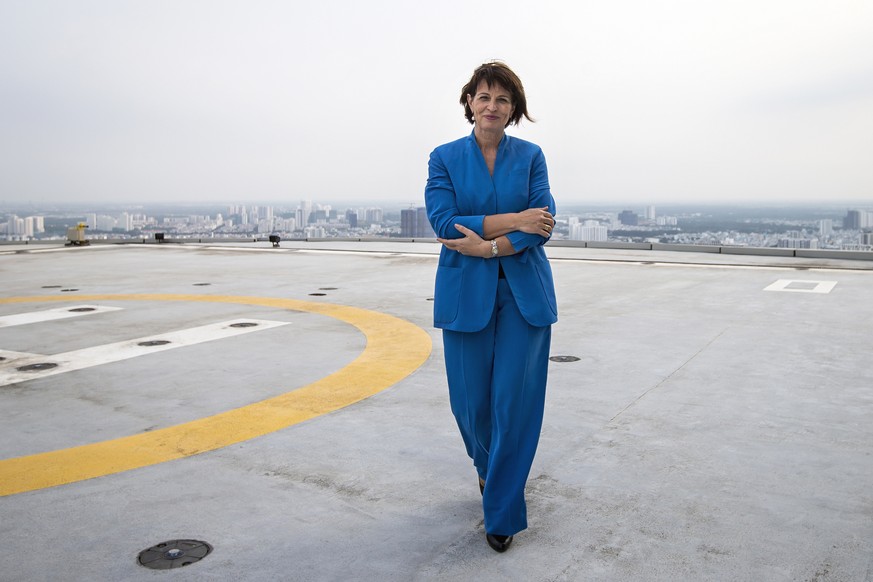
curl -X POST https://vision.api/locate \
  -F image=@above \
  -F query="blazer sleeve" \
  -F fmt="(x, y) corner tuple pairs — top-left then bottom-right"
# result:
(505, 149), (556, 252)
(425, 148), (486, 239)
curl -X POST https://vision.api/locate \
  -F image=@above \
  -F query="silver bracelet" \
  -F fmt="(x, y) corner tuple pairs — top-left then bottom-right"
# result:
(490, 239), (499, 258)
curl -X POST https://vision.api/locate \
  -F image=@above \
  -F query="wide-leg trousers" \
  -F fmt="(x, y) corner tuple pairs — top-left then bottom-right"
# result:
(442, 278), (551, 536)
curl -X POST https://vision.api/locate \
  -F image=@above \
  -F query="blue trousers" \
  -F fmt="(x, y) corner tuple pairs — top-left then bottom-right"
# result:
(442, 279), (551, 536)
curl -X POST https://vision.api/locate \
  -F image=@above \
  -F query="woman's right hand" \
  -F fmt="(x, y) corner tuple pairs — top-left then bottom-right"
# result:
(516, 207), (555, 237)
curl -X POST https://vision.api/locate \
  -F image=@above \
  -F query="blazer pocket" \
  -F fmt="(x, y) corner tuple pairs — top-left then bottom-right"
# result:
(434, 265), (462, 324)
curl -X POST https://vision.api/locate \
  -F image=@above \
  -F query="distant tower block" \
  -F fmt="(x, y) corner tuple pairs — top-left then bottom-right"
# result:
(646, 206), (656, 220)
(619, 210), (638, 226)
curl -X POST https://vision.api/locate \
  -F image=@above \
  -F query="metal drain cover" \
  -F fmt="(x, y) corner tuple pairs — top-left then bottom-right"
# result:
(17, 363), (58, 372)
(309, 293), (326, 296)
(138, 340), (171, 347)
(137, 539), (213, 570)
(549, 355), (580, 363)
(230, 322), (258, 328)
(69, 307), (96, 312)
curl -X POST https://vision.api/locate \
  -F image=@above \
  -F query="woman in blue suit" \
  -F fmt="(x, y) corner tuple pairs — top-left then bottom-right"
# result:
(425, 61), (557, 553)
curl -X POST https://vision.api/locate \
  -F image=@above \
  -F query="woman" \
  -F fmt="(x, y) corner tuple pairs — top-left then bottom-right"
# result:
(424, 61), (557, 553)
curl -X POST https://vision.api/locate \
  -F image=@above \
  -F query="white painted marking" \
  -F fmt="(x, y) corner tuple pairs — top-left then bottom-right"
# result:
(0, 350), (40, 366)
(25, 246), (115, 254)
(548, 257), (866, 273)
(0, 305), (123, 328)
(203, 246), (291, 253)
(764, 279), (838, 293)
(0, 319), (290, 386)
(295, 249), (397, 257)
(549, 258), (766, 270)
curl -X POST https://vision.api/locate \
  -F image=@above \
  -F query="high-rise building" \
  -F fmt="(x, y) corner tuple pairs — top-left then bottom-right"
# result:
(401, 207), (434, 237)
(304, 225), (326, 238)
(845, 210), (861, 230)
(570, 219), (607, 242)
(819, 219), (833, 237)
(844, 209), (873, 230)
(120, 212), (133, 231)
(618, 210), (638, 226)
(416, 207), (434, 238)
(365, 208), (383, 225)
(401, 209), (415, 237)
(9, 216), (24, 235)
(345, 210), (358, 228)
(96, 215), (116, 231)
(646, 206), (656, 221)
(295, 200), (313, 227)
(244, 205), (271, 224)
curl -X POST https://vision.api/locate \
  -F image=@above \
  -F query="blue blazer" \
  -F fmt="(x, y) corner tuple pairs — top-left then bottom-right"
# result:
(425, 131), (558, 332)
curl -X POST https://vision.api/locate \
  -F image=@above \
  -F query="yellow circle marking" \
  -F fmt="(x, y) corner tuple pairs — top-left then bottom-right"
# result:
(0, 294), (432, 496)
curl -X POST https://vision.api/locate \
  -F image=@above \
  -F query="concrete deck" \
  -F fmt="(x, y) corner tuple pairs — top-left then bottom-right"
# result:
(1, 241), (871, 581)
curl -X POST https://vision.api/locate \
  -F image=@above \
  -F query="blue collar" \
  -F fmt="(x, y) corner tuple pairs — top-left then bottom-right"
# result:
(466, 129), (510, 150)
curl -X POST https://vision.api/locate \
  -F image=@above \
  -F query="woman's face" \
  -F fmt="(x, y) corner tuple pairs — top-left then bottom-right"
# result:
(467, 81), (515, 130)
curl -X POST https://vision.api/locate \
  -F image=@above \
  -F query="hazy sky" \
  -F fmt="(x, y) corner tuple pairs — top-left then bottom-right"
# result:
(2, 0), (872, 206)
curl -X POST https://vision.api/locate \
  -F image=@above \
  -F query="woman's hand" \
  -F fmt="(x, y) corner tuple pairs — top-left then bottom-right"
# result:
(516, 207), (555, 237)
(438, 224), (491, 258)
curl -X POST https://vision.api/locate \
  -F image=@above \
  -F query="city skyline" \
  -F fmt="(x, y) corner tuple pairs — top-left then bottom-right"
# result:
(2, 1), (872, 206)
(5, 200), (872, 252)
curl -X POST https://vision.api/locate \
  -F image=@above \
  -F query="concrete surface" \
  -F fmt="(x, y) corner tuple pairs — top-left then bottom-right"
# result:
(1, 240), (872, 581)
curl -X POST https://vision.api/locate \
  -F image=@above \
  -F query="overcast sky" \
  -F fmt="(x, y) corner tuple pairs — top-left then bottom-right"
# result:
(2, 0), (871, 207)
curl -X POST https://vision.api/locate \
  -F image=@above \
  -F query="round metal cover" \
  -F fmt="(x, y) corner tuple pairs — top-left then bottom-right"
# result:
(42, 285), (62, 289)
(309, 293), (326, 296)
(138, 340), (171, 347)
(137, 539), (213, 570)
(549, 355), (581, 363)
(193, 282), (211, 286)
(17, 363), (58, 372)
(69, 307), (96, 312)
(61, 289), (79, 292)
(319, 287), (338, 290)
(230, 322), (258, 328)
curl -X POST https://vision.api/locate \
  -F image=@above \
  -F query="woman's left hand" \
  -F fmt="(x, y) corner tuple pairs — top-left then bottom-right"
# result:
(437, 224), (491, 258)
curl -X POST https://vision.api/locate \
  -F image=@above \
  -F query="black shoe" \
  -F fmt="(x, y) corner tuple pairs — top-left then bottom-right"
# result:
(478, 477), (486, 496)
(486, 533), (513, 553)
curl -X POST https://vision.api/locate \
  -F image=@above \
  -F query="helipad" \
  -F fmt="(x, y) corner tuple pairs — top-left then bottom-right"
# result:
(1, 240), (872, 581)
(0, 293), (430, 496)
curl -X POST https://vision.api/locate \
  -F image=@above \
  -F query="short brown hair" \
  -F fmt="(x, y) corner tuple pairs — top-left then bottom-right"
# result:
(460, 61), (533, 127)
